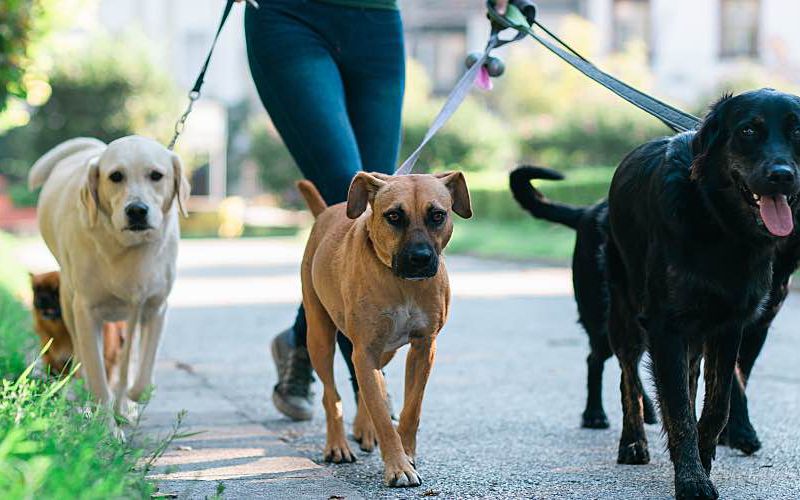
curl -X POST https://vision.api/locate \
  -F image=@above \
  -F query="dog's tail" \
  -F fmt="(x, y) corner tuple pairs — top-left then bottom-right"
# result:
(28, 138), (106, 190)
(509, 165), (586, 230)
(297, 180), (327, 218)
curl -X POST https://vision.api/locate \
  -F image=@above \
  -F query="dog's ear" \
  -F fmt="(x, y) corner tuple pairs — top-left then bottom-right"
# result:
(79, 156), (101, 227)
(435, 171), (473, 219)
(347, 172), (387, 219)
(691, 94), (733, 179)
(171, 152), (191, 218)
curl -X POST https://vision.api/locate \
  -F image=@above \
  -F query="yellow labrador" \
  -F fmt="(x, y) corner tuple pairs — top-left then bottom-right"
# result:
(29, 136), (189, 436)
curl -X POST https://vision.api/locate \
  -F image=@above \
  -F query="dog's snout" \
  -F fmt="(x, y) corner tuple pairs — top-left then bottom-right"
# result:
(125, 202), (149, 222)
(408, 245), (435, 267)
(767, 164), (796, 187)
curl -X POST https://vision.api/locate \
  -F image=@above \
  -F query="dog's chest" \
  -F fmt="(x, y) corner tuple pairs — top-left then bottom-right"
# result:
(382, 302), (429, 352)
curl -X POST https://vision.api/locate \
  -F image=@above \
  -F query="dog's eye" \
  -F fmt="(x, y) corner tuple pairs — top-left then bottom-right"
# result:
(429, 210), (447, 226)
(384, 210), (404, 226)
(740, 126), (756, 138)
(792, 127), (800, 141)
(109, 171), (124, 183)
(150, 171), (164, 182)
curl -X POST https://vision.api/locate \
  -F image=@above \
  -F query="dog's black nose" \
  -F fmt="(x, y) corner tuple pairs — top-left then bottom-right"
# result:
(767, 165), (795, 187)
(125, 202), (149, 222)
(408, 245), (435, 267)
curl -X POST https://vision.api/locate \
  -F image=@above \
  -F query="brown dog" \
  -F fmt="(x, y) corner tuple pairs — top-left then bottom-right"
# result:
(298, 171), (471, 487)
(31, 271), (126, 381)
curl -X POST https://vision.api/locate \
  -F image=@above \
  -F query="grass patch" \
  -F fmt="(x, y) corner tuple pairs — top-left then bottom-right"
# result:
(0, 232), (171, 499)
(450, 217), (575, 262)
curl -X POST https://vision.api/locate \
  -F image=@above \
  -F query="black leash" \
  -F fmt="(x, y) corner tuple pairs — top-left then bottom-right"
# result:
(488, 0), (701, 133)
(168, 0), (259, 150)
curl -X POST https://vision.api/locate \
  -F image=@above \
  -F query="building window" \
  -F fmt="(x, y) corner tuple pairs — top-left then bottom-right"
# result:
(612, 0), (650, 53)
(720, 0), (759, 59)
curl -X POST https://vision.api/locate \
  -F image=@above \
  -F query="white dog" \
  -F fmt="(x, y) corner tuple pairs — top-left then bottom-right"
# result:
(29, 136), (189, 435)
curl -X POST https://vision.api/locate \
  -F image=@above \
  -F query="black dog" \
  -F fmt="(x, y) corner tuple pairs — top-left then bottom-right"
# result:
(509, 167), (659, 430)
(510, 162), (799, 454)
(606, 89), (800, 499)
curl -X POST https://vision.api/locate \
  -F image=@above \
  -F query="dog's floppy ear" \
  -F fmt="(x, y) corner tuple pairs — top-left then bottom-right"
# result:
(79, 156), (100, 227)
(171, 152), (191, 218)
(691, 93), (732, 179)
(347, 172), (387, 219)
(435, 171), (473, 219)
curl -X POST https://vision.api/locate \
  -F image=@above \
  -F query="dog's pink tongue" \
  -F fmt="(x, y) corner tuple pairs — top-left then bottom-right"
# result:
(758, 194), (794, 237)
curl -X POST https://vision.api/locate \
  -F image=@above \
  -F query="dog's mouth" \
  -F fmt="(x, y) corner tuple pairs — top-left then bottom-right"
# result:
(735, 175), (796, 237)
(125, 224), (153, 232)
(391, 254), (439, 281)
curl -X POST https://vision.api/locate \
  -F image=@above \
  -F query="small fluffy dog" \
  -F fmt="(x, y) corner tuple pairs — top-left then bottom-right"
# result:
(29, 136), (189, 435)
(31, 271), (126, 382)
(298, 172), (471, 487)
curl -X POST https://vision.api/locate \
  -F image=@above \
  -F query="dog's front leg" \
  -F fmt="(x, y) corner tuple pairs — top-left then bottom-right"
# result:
(72, 296), (112, 403)
(649, 318), (717, 500)
(113, 312), (140, 420)
(397, 336), (436, 462)
(353, 347), (421, 488)
(697, 329), (743, 475)
(72, 296), (122, 438)
(128, 302), (166, 402)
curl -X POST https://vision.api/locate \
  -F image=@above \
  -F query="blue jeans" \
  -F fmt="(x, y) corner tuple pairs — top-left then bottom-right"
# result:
(245, 0), (405, 393)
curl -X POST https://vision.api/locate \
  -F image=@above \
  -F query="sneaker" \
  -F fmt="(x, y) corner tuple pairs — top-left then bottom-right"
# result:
(271, 328), (315, 421)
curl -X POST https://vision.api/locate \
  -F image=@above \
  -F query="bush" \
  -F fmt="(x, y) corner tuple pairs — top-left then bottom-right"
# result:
(0, 34), (179, 199)
(465, 166), (614, 221)
(401, 60), (518, 173)
(248, 119), (302, 207)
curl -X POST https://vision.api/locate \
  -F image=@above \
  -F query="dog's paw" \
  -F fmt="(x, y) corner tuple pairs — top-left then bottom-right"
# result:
(675, 476), (718, 500)
(114, 397), (139, 424)
(581, 409), (610, 429)
(353, 409), (378, 452)
(720, 423), (762, 455)
(324, 439), (356, 464)
(383, 456), (421, 488)
(617, 439), (650, 465)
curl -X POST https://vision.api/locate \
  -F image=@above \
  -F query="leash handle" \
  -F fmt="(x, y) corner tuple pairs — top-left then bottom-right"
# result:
(168, 0), (239, 150)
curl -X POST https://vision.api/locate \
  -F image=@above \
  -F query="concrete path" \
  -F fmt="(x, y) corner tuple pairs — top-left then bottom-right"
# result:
(17, 238), (800, 499)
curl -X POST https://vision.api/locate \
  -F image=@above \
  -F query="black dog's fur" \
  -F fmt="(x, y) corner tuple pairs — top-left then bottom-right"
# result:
(512, 89), (800, 499)
(509, 167), (658, 430)
(606, 90), (800, 499)
(510, 164), (798, 453)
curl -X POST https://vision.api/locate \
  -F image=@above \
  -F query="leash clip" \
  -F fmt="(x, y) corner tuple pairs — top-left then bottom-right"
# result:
(486, 0), (536, 48)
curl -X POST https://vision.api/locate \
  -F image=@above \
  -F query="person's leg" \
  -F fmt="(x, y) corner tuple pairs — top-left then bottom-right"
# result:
(246, 2), (363, 420)
(338, 9), (405, 175)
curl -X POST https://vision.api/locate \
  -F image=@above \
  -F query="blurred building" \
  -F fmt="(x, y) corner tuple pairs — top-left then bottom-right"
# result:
(404, 0), (800, 102)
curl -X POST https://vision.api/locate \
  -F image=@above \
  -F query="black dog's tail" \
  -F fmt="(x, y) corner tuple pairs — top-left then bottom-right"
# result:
(509, 166), (586, 230)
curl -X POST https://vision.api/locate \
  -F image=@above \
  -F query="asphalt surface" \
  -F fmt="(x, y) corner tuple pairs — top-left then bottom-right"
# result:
(19, 237), (800, 499)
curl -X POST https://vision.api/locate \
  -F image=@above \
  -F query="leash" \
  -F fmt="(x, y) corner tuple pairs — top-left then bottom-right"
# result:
(485, 0), (701, 133)
(395, 9), (528, 175)
(168, 0), (259, 151)
(396, 1), (701, 175)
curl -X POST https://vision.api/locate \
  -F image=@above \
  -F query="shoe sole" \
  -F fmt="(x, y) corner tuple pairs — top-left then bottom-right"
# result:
(272, 390), (313, 421)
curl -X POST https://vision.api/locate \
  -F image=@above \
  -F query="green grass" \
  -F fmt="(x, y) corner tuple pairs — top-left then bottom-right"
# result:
(0, 233), (170, 499)
(449, 217), (576, 262)
(444, 166), (612, 261)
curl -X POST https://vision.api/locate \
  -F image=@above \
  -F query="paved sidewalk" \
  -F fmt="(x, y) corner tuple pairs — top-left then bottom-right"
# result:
(16, 237), (800, 499)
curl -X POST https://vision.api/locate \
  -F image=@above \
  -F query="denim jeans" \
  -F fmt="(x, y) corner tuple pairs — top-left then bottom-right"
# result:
(245, 0), (405, 394)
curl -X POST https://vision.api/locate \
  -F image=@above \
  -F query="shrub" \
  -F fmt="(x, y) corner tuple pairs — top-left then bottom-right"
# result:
(0, 34), (179, 201)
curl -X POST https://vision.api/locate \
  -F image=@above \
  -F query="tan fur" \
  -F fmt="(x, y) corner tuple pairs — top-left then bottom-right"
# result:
(30, 135), (189, 437)
(31, 271), (126, 381)
(299, 171), (471, 487)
